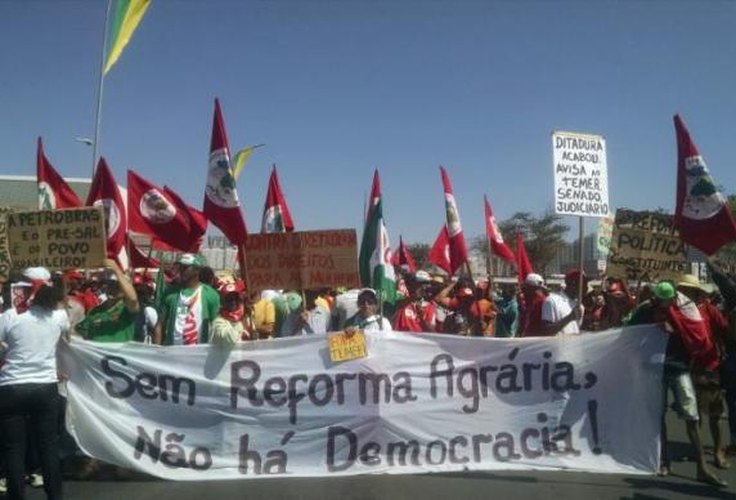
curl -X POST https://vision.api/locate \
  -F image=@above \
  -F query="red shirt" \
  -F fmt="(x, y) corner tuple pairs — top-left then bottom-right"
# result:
(519, 292), (546, 337)
(394, 302), (437, 333)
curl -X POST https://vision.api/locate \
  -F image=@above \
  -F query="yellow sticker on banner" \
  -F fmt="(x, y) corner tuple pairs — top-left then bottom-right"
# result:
(328, 331), (367, 363)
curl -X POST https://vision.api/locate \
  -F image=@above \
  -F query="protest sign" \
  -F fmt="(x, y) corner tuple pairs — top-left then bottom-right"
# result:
(244, 229), (360, 290)
(7, 207), (106, 271)
(61, 326), (666, 480)
(328, 331), (368, 363)
(553, 131), (609, 217)
(606, 209), (689, 282)
(0, 207), (13, 282)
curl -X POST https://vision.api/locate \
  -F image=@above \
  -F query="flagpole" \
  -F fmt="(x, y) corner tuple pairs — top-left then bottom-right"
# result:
(577, 216), (585, 304)
(92, 0), (113, 177)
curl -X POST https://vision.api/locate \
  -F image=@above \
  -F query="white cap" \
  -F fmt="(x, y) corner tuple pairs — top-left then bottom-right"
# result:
(414, 270), (431, 283)
(22, 267), (51, 283)
(523, 273), (545, 288)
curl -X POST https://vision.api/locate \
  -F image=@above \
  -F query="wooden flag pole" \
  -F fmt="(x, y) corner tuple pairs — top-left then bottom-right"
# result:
(577, 216), (585, 304)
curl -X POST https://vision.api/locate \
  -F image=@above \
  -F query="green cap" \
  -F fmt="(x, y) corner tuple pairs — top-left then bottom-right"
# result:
(653, 281), (675, 300)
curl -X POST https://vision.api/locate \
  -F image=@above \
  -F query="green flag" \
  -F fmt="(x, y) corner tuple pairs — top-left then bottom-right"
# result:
(359, 171), (396, 304)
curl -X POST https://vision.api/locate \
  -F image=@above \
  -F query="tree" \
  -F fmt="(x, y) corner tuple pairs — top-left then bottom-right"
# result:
(715, 194), (736, 264)
(496, 211), (569, 275)
(406, 242), (431, 271)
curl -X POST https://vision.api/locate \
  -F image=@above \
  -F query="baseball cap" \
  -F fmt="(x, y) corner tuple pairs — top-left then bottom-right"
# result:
(653, 282), (676, 301)
(178, 253), (204, 267)
(218, 279), (245, 296)
(23, 267), (51, 284)
(523, 273), (545, 288)
(414, 270), (431, 283)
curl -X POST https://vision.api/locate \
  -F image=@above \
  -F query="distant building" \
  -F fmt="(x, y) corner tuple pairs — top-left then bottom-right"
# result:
(0, 175), (91, 210)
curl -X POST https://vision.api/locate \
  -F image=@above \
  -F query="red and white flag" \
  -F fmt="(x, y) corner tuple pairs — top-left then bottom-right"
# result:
(673, 114), (736, 255)
(484, 195), (515, 263)
(391, 235), (417, 273)
(128, 238), (160, 269)
(165, 186), (208, 252)
(87, 158), (127, 267)
(36, 137), (82, 210)
(516, 231), (533, 284)
(261, 164), (295, 233)
(439, 166), (469, 275)
(203, 98), (248, 245)
(128, 170), (201, 252)
(429, 226), (452, 274)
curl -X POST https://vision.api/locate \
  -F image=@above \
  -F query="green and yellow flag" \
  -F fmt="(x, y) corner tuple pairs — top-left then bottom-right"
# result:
(232, 147), (255, 180)
(103, 0), (152, 75)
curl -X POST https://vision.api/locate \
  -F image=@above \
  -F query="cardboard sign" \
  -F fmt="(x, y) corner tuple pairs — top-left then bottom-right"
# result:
(553, 131), (609, 217)
(7, 207), (107, 271)
(328, 331), (368, 363)
(606, 209), (689, 282)
(244, 229), (360, 291)
(0, 207), (13, 282)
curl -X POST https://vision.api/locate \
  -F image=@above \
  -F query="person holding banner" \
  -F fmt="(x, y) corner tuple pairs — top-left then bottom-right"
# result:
(0, 267), (67, 500)
(154, 254), (220, 346)
(540, 269), (586, 336)
(75, 259), (139, 343)
(625, 281), (726, 487)
(210, 280), (251, 345)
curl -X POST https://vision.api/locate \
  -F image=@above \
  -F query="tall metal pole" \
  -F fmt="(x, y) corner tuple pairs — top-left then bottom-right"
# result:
(92, 0), (113, 177)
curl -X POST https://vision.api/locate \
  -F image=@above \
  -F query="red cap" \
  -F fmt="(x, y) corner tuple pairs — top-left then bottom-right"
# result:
(64, 270), (84, 281)
(565, 269), (584, 281)
(218, 279), (245, 296)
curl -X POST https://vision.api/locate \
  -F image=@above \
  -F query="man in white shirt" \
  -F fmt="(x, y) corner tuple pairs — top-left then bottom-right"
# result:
(540, 269), (586, 336)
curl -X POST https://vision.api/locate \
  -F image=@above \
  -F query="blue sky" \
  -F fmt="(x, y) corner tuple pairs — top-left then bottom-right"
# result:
(1, 0), (735, 245)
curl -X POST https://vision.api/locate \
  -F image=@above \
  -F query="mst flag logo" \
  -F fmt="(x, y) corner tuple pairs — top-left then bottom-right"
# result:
(92, 198), (121, 238)
(682, 155), (724, 220)
(38, 182), (55, 210)
(206, 149), (240, 209)
(140, 189), (176, 224)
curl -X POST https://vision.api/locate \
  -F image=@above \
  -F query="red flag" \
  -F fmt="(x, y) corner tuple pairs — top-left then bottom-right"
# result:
(36, 137), (82, 210)
(128, 170), (200, 252)
(261, 164), (295, 233)
(668, 294), (719, 371)
(164, 186), (208, 252)
(484, 195), (515, 263)
(429, 226), (452, 274)
(392, 235), (417, 273)
(673, 114), (736, 255)
(516, 231), (533, 284)
(439, 166), (469, 275)
(128, 238), (160, 269)
(203, 98), (248, 245)
(86, 158), (127, 266)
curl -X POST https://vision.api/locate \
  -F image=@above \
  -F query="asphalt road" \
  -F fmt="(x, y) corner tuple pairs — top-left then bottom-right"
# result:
(10, 413), (736, 500)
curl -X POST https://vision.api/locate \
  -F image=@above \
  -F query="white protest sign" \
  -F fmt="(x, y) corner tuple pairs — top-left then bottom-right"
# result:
(553, 131), (609, 217)
(60, 327), (666, 480)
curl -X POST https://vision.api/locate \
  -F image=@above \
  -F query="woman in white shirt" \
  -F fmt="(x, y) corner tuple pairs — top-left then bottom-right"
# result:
(344, 289), (392, 333)
(0, 267), (68, 500)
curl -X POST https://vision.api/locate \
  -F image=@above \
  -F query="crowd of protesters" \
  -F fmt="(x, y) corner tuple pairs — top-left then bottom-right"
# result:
(1, 253), (735, 497)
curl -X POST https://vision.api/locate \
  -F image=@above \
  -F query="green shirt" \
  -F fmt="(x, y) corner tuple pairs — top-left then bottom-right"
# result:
(161, 284), (220, 345)
(77, 300), (136, 343)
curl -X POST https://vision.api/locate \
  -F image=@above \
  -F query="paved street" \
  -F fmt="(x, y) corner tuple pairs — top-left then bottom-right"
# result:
(12, 413), (736, 500)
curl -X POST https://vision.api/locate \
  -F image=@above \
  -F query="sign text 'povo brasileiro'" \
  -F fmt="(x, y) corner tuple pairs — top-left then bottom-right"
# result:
(7, 207), (107, 271)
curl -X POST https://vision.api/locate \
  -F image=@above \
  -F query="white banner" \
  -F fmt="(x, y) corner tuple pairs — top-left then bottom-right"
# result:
(553, 131), (609, 217)
(60, 326), (666, 480)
